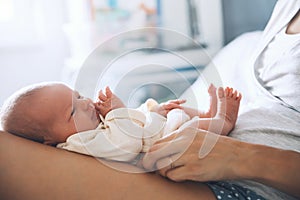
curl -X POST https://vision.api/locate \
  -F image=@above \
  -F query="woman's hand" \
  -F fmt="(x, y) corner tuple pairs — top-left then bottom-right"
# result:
(143, 126), (300, 198)
(94, 86), (126, 117)
(143, 127), (245, 182)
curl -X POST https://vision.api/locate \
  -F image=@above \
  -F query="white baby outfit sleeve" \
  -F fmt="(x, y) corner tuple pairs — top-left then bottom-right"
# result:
(137, 98), (191, 151)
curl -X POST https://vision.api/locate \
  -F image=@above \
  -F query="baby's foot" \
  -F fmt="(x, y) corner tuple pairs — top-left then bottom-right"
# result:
(207, 84), (217, 117)
(216, 87), (242, 135)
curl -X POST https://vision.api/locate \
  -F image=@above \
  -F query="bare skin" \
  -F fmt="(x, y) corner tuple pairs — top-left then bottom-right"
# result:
(215, 86), (242, 135)
(143, 127), (300, 198)
(95, 86), (186, 118)
(286, 10), (300, 34)
(178, 87), (241, 136)
(207, 84), (218, 117)
(0, 131), (216, 200)
(95, 85), (238, 138)
(181, 84), (218, 118)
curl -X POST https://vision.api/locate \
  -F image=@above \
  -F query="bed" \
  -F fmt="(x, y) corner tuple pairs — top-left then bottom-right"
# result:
(0, 31), (299, 200)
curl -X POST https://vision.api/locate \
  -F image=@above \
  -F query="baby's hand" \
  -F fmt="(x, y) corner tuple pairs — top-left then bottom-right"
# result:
(94, 87), (126, 117)
(151, 99), (186, 117)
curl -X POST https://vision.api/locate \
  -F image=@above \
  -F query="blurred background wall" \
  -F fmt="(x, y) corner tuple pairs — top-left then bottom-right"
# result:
(222, 0), (276, 44)
(0, 0), (277, 106)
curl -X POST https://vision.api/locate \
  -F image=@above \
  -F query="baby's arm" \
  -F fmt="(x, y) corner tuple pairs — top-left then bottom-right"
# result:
(149, 99), (207, 118)
(94, 86), (126, 117)
(150, 99), (186, 117)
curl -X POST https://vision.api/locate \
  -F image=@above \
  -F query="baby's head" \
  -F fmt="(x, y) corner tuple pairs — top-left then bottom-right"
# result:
(0, 82), (100, 145)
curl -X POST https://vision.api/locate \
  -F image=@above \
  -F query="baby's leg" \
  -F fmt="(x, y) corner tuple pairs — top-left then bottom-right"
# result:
(207, 84), (217, 117)
(213, 87), (242, 135)
(183, 87), (241, 136)
(199, 84), (217, 118)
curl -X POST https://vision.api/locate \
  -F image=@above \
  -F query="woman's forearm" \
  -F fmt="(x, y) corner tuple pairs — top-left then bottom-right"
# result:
(236, 142), (300, 198)
(0, 131), (217, 200)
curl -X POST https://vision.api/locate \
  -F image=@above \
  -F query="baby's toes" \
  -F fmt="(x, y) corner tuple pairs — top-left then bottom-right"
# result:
(232, 90), (238, 99)
(237, 92), (242, 101)
(218, 87), (225, 98)
(208, 84), (217, 94)
(224, 87), (230, 97)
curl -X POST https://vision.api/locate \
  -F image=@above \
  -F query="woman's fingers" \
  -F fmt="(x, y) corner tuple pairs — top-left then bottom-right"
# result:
(156, 153), (185, 176)
(143, 127), (198, 170)
(143, 140), (181, 170)
(145, 127), (244, 183)
(166, 166), (188, 182)
(147, 130), (183, 151)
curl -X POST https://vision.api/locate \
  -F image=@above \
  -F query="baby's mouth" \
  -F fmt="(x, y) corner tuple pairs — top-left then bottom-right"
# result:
(89, 103), (101, 123)
(95, 110), (101, 123)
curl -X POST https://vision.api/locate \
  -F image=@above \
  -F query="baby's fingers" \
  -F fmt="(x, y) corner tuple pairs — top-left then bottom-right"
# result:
(168, 99), (186, 105)
(94, 102), (101, 109)
(163, 103), (182, 110)
(98, 90), (107, 101)
(105, 86), (113, 98)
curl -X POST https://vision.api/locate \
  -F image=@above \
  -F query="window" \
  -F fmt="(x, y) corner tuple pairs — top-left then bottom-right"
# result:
(0, 0), (14, 22)
(0, 0), (45, 48)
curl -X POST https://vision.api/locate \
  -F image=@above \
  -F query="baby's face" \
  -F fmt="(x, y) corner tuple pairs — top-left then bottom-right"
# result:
(38, 84), (100, 145)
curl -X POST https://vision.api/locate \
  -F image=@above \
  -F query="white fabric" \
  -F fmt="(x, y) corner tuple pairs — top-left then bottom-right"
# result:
(257, 26), (300, 72)
(181, 0), (300, 199)
(57, 101), (190, 162)
(254, 6), (300, 112)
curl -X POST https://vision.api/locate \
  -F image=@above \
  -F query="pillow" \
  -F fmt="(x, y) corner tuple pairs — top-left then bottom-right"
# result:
(180, 31), (263, 109)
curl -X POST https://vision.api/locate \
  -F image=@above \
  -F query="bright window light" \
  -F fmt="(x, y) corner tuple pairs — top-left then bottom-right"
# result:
(0, 0), (14, 22)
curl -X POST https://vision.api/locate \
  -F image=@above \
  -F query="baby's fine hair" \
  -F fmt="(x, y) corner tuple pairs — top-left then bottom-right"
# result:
(0, 82), (53, 143)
